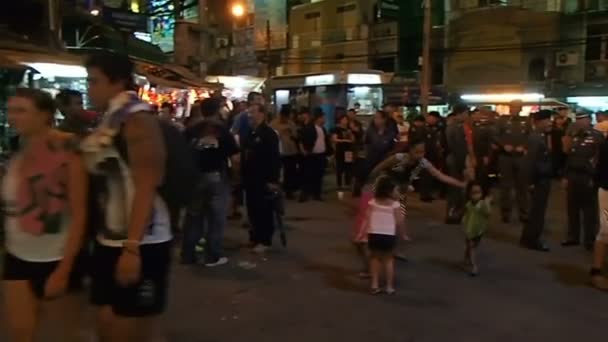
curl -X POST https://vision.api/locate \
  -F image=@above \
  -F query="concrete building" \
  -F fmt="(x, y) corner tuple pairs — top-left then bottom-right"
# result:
(444, 0), (608, 113)
(285, 0), (398, 74)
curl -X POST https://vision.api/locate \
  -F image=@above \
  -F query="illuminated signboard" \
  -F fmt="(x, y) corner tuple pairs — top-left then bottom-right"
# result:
(305, 74), (336, 86)
(134, 32), (152, 42)
(150, 0), (175, 52)
(347, 73), (382, 85)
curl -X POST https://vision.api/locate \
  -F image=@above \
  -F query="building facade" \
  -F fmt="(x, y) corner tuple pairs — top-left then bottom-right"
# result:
(444, 0), (608, 112)
(285, 0), (398, 74)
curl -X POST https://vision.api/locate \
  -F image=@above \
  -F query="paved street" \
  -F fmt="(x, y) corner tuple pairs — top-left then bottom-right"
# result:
(2, 185), (608, 341)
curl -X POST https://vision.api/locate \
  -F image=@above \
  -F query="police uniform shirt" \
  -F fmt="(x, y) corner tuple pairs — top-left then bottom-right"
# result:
(472, 118), (495, 158)
(424, 123), (442, 159)
(527, 130), (552, 183)
(445, 121), (467, 163)
(566, 127), (604, 176)
(496, 115), (530, 152)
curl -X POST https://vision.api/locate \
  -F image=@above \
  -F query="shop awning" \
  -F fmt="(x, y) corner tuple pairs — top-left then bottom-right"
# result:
(98, 27), (168, 64)
(135, 61), (223, 90)
(0, 49), (83, 67)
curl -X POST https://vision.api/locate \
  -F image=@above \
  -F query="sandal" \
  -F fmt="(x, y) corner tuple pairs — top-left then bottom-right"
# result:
(385, 288), (396, 295)
(370, 287), (382, 295)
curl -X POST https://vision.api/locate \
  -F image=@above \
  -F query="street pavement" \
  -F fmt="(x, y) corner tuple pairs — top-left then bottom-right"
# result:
(2, 184), (608, 341)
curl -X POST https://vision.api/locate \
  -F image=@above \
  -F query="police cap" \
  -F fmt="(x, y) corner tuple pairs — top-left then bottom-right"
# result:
(452, 103), (469, 115)
(428, 111), (441, 119)
(531, 110), (552, 121)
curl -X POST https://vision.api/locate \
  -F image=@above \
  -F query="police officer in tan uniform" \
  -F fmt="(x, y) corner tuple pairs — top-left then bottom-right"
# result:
(494, 101), (531, 223)
(521, 110), (553, 252)
(562, 113), (604, 250)
(471, 107), (495, 192)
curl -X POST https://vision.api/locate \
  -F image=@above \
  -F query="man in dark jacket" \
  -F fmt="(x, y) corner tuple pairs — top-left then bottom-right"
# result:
(242, 103), (281, 253)
(299, 108), (330, 202)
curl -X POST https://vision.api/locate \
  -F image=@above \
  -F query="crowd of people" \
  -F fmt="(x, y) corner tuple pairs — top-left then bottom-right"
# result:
(1, 49), (608, 341)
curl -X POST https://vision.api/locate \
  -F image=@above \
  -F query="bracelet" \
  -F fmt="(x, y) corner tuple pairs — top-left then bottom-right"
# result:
(122, 245), (140, 256)
(122, 239), (141, 247)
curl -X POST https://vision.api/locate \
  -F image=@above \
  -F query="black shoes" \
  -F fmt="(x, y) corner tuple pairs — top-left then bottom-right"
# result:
(561, 240), (580, 247)
(521, 241), (550, 252)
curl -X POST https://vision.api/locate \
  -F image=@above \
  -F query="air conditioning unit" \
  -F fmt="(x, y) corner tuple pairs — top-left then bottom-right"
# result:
(555, 51), (579, 67)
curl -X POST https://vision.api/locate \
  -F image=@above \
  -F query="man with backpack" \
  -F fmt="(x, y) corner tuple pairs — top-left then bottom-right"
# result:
(82, 51), (195, 341)
(181, 97), (240, 267)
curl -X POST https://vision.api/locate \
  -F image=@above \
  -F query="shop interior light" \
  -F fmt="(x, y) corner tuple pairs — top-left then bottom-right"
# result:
(232, 88), (244, 99)
(567, 96), (608, 107)
(461, 93), (545, 102)
(305, 74), (335, 86)
(25, 63), (88, 78)
(347, 74), (382, 85)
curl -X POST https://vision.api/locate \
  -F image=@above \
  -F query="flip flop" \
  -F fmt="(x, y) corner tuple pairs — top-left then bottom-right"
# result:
(385, 288), (396, 295)
(370, 288), (382, 295)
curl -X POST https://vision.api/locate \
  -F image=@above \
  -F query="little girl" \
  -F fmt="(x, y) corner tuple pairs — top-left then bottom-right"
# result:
(362, 176), (405, 294)
(462, 181), (492, 276)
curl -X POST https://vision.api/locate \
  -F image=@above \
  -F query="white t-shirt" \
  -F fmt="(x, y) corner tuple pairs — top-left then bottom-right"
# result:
(367, 199), (400, 236)
(3, 157), (71, 262)
(312, 125), (326, 154)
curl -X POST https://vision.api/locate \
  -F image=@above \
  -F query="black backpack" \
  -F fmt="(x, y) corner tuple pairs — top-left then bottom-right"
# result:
(115, 118), (198, 233)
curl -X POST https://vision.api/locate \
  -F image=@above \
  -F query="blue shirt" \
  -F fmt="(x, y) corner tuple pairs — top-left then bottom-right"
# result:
(231, 111), (252, 140)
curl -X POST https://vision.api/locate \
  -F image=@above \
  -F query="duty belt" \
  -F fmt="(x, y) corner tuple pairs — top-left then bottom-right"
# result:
(501, 151), (526, 156)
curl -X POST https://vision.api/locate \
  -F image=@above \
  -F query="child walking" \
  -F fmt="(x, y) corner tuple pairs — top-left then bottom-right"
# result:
(363, 176), (405, 294)
(462, 181), (492, 276)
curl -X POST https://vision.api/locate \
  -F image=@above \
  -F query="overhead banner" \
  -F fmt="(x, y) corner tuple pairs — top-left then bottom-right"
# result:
(253, 0), (287, 51)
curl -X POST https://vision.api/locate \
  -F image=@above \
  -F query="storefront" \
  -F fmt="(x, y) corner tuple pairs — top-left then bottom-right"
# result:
(136, 61), (222, 117)
(0, 50), (88, 105)
(268, 71), (387, 127)
(459, 92), (567, 116)
(205, 75), (265, 102)
(566, 96), (608, 123)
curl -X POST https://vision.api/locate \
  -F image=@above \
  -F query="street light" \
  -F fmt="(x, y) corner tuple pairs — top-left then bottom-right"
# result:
(231, 3), (245, 18)
(90, 9), (100, 16)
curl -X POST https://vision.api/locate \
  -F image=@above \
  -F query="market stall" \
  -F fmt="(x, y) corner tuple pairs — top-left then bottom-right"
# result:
(135, 61), (222, 117)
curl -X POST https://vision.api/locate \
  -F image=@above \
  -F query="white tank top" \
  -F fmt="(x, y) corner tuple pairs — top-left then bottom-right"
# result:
(80, 122), (172, 247)
(3, 157), (71, 262)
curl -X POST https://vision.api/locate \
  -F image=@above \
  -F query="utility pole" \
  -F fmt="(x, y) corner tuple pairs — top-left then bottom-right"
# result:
(266, 19), (272, 79)
(48, 0), (62, 49)
(420, 0), (432, 117)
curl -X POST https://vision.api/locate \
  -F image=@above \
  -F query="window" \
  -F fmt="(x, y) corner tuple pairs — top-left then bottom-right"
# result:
(586, 24), (608, 61)
(528, 58), (546, 82)
(305, 12), (321, 19)
(337, 3), (357, 13)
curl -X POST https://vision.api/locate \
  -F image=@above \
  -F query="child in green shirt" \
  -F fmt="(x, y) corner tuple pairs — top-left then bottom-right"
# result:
(463, 181), (492, 276)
